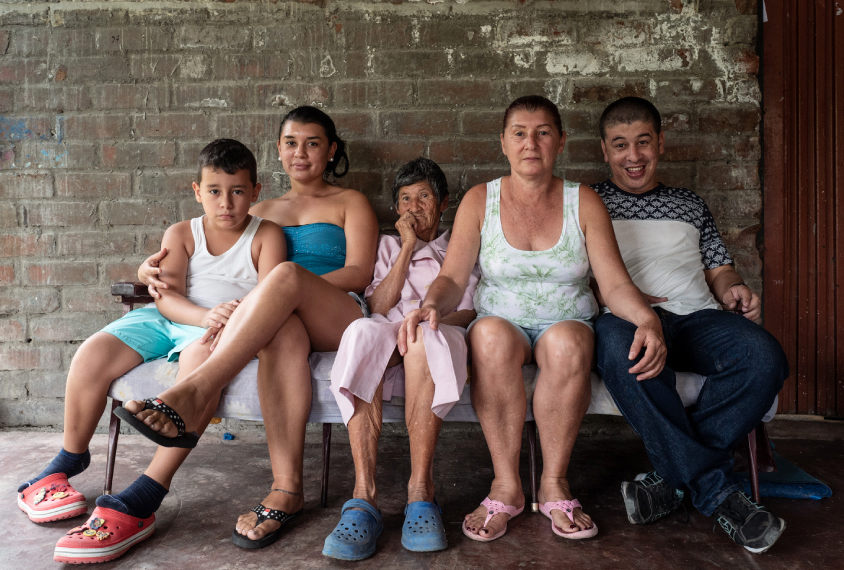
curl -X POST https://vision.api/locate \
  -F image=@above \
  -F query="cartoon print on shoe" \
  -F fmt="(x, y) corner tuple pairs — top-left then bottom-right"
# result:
(18, 473), (87, 524)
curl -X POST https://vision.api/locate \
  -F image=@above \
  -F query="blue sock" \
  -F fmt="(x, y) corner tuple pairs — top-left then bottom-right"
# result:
(18, 448), (90, 492)
(96, 475), (168, 519)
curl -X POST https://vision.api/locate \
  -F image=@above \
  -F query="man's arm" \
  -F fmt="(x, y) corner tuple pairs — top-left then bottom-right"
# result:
(704, 264), (761, 322)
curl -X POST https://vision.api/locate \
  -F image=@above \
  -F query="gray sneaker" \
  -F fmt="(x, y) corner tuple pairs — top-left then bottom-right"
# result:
(713, 491), (786, 554)
(620, 471), (685, 525)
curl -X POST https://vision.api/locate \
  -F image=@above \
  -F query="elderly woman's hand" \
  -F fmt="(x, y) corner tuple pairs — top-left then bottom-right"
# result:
(395, 211), (419, 249)
(627, 318), (667, 381)
(397, 307), (441, 355)
(139, 248), (170, 299)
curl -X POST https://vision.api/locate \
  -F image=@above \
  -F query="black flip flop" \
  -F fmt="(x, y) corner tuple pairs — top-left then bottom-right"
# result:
(113, 398), (200, 449)
(231, 505), (302, 549)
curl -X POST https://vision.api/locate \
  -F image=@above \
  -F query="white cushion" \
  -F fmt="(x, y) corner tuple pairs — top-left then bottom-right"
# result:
(108, 352), (777, 424)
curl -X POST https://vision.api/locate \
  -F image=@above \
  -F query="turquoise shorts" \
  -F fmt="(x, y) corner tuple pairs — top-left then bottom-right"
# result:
(100, 306), (207, 363)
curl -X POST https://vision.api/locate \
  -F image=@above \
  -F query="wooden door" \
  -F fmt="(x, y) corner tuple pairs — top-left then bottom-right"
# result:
(763, 0), (844, 416)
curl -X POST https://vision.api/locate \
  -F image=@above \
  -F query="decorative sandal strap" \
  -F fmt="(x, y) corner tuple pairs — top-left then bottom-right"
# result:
(144, 398), (186, 436)
(480, 497), (519, 528)
(545, 499), (582, 524)
(251, 504), (292, 526)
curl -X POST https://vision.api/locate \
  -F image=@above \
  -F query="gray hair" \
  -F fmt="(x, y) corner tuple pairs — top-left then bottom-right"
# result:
(391, 157), (448, 205)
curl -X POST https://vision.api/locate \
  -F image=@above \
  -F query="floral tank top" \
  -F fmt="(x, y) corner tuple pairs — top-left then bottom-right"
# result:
(472, 178), (598, 329)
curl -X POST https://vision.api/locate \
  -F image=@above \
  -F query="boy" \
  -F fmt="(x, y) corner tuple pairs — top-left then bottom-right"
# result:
(17, 139), (286, 564)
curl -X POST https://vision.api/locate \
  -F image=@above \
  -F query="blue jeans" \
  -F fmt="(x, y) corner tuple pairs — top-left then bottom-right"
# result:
(595, 308), (788, 516)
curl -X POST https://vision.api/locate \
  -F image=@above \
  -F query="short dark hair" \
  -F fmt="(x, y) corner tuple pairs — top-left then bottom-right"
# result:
(599, 97), (662, 140)
(278, 106), (349, 179)
(391, 158), (448, 205)
(502, 95), (563, 136)
(197, 139), (258, 186)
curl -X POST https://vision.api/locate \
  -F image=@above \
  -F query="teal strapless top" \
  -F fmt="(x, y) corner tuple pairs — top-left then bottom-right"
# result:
(282, 223), (346, 276)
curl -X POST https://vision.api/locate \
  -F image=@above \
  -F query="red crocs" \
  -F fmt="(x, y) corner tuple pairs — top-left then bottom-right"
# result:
(17, 473), (87, 523)
(54, 506), (155, 564)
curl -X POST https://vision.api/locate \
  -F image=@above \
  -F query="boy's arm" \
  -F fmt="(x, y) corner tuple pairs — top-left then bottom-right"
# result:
(254, 220), (287, 282)
(154, 222), (214, 328)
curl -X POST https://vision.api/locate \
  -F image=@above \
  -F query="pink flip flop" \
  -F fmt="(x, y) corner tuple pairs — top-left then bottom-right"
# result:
(539, 499), (599, 539)
(462, 497), (524, 542)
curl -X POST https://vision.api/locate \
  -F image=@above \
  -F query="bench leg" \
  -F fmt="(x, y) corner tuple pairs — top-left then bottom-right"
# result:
(321, 423), (332, 508)
(104, 399), (121, 496)
(748, 427), (760, 503)
(527, 421), (538, 513)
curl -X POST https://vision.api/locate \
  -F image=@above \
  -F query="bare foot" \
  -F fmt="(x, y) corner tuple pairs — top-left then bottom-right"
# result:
(234, 488), (304, 541)
(538, 476), (594, 534)
(463, 480), (524, 540)
(124, 383), (207, 437)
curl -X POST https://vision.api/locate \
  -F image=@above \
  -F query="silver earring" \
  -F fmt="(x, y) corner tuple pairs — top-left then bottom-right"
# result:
(278, 157), (282, 161)
(329, 157), (334, 162)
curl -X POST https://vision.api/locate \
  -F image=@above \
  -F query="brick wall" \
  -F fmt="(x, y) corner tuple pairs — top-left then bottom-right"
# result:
(0, 0), (760, 428)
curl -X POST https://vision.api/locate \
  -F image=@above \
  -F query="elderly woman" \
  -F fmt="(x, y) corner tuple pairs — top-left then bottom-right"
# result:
(400, 96), (667, 542)
(322, 158), (479, 561)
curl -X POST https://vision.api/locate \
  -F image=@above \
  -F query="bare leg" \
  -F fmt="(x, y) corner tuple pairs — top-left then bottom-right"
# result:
(140, 340), (221, 488)
(404, 326), (441, 504)
(349, 382), (384, 509)
(462, 317), (531, 539)
(235, 315), (310, 541)
(126, 263), (363, 436)
(63, 333), (143, 454)
(532, 321), (595, 533)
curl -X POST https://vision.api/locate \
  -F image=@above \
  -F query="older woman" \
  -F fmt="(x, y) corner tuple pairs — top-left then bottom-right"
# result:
(400, 96), (666, 542)
(322, 158), (479, 560)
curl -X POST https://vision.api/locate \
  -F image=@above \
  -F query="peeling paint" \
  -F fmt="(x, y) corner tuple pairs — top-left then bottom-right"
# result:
(187, 99), (228, 108)
(0, 118), (53, 142)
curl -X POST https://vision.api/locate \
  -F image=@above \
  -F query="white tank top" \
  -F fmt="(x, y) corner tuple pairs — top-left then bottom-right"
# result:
(184, 215), (261, 309)
(473, 178), (598, 328)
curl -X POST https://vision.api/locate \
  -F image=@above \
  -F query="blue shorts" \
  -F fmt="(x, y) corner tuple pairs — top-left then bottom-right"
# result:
(466, 315), (593, 349)
(100, 306), (207, 363)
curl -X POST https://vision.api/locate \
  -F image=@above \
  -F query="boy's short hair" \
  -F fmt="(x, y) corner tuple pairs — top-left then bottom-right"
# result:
(197, 139), (258, 186)
(391, 157), (448, 205)
(599, 97), (662, 140)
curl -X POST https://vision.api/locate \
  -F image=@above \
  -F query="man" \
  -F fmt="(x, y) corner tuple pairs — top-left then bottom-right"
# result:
(591, 97), (789, 554)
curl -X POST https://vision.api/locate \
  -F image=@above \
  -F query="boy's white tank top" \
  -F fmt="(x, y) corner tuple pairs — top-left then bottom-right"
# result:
(184, 215), (261, 309)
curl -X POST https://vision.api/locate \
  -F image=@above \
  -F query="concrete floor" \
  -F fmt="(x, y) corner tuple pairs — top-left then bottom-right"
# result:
(2, 421), (842, 570)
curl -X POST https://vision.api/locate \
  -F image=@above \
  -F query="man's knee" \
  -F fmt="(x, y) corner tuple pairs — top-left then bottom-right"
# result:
(595, 314), (638, 369)
(740, 327), (789, 395)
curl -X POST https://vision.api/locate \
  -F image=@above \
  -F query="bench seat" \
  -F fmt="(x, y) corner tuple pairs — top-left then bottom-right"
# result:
(108, 353), (777, 424)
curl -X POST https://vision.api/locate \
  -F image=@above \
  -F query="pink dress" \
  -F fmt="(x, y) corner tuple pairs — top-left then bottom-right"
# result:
(330, 230), (480, 425)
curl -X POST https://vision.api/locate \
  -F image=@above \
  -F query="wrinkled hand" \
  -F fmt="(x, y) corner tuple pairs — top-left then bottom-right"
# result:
(627, 319), (667, 381)
(722, 285), (761, 323)
(395, 211), (418, 249)
(139, 248), (169, 299)
(397, 307), (440, 355)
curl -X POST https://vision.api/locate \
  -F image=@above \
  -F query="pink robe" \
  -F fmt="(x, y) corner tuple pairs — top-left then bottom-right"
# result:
(330, 231), (480, 425)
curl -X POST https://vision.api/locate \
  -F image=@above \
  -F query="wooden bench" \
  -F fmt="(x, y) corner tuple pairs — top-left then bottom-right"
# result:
(105, 282), (774, 509)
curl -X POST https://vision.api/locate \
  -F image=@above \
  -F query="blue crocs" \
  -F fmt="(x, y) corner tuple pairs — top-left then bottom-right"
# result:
(401, 500), (447, 552)
(322, 499), (383, 561)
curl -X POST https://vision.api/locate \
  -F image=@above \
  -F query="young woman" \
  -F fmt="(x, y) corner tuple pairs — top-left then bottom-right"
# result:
(134, 106), (379, 548)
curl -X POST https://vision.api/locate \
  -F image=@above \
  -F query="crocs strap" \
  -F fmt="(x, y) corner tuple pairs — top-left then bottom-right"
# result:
(340, 498), (381, 524)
